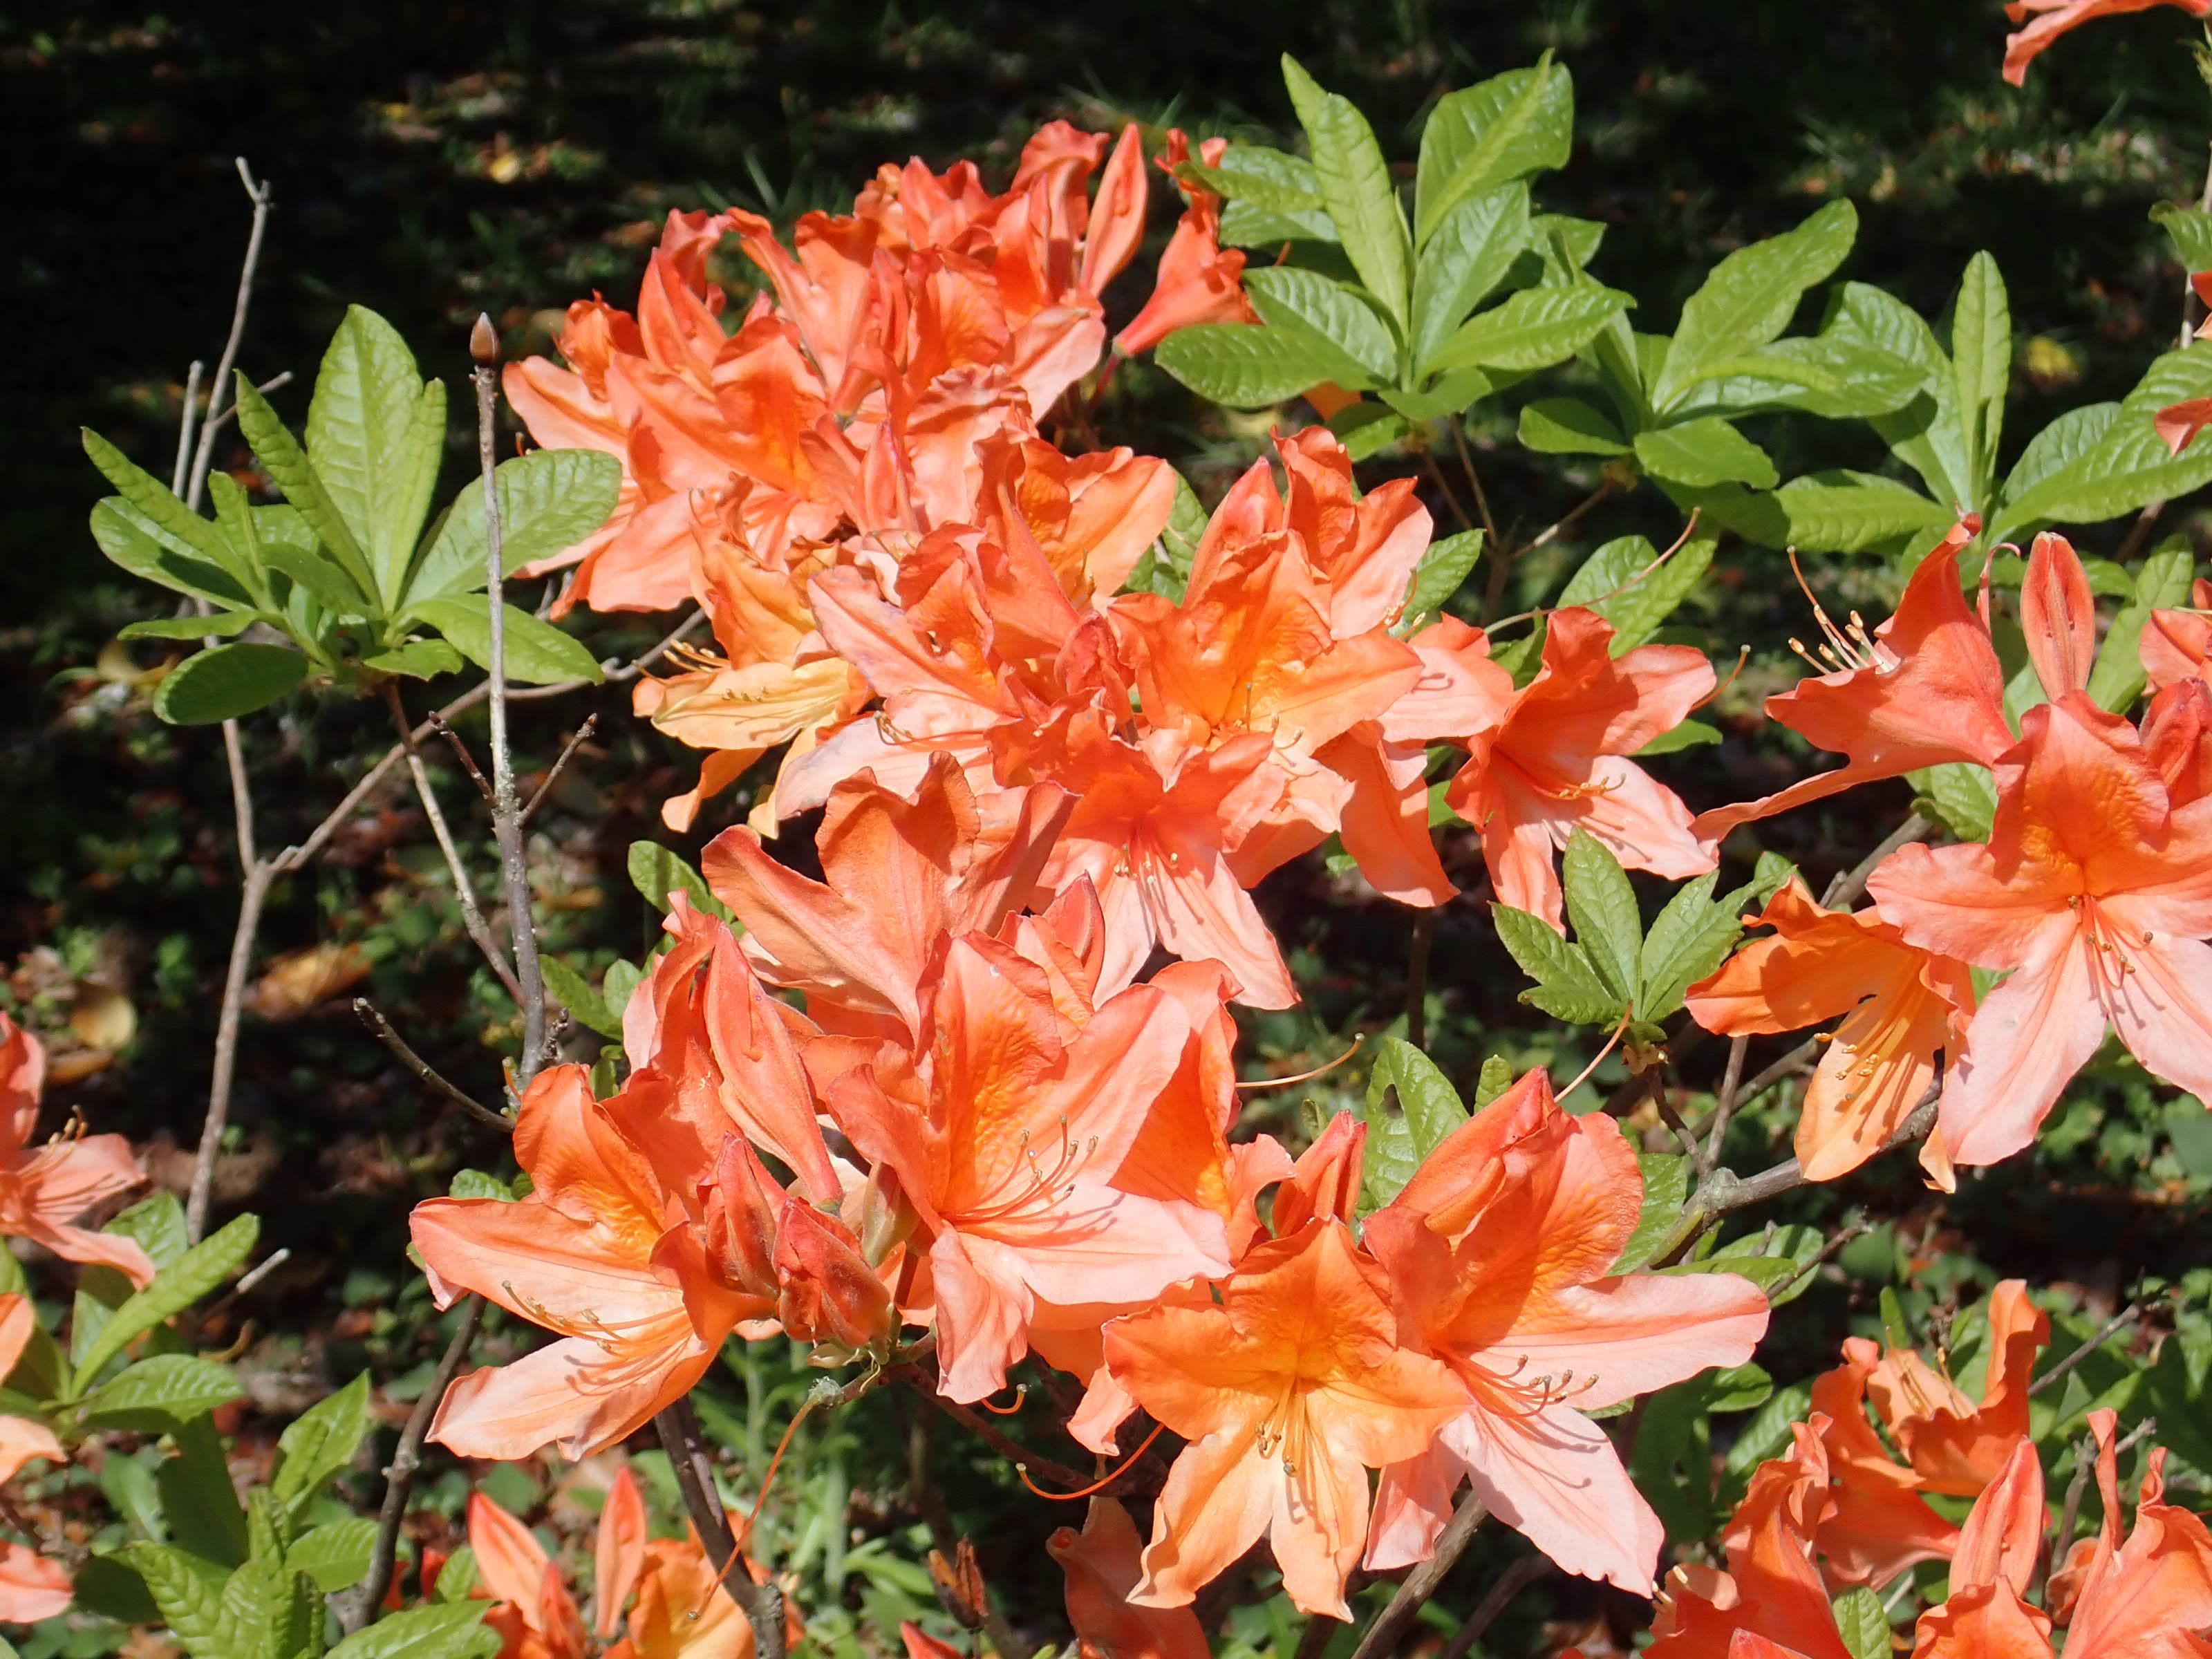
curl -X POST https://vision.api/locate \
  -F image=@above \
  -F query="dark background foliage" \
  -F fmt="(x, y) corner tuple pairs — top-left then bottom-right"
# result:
(7, 1), (2212, 1644)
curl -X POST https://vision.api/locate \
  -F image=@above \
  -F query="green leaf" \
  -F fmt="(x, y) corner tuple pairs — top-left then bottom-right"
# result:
(1414, 59), (1574, 246)
(1517, 396), (1631, 456)
(1379, 373), (1491, 424)
(79, 1355), (243, 1434)
(111, 1193), (191, 1274)
(1833, 1588), (1891, 1659)
(2089, 541), (2197, 711)
(230, 373), (382, 602)
(1823, 278), (1976, 508)
(272, 1372), (373, 1513)
(1493, 903), (1627, 1026)
(1156, 322), (1347, 407)
(1398, 530), (1483, 628)
(541, 956), (623, 1039)
(1365, 1038), (1469, 1161)
(1334, 404), (1412, 460)
(1409, 185), (1531, 369)
(160, 1415), (251, 1566)
(449, 1169), (518, 1200)
(1636, 719), (1721, 756)
(1770, 472), (1950, 554)
(1560, 532), (1716, 652)
(1561, 832), (1642, 1006)
(81, 431), (252, 585)
(90, 498), (256, 608)
(628, 841), (731, 920)
(1706, 1223), (1826, 1306)
(1994, 341), (2212, 536)
(1282, 56), (1409, 324)
(408, 595), (603, 686)
(1635, 418), (1778, 489)
(1614, 1153), (1690, 1274)
(152, 643), (309, 726)
(1910, 762), (1997, 843)
(363, 639), (467, 679)
(1727, 1380), (1815, 1480)
(1242, 266), (1396, 385)
(2003, 403), (2121, 504)
(120, 612), (263, 641)
(1706, 1361), (1776, 1413)
(1472, 1055), (1515, 1109)
(289, 1518), (377, 1594)
(325, 1602), (500, 1659)
(2153, 200), (2212, 270)
(73, 1214), (259, 1396)
(1217, 200), (1338, 246)
(1183, 144), (1322, 212)
(260, 536), (377, 620)
(1638, 861), (1791, 1027)
(1666, 337), (1922, 421)
(1354, 1104), (1418, 1217)
(406, 450), (623, 601)
(120, 1544), (233, 1659)
(219, 1557), (320, 1659)
(1426, 281), (1631, 375)
(602, 960), (645, 1030)
(1653, 200), (1857, 413)
(1951, 252), (2010, 505)
(308, 306), (443, 604)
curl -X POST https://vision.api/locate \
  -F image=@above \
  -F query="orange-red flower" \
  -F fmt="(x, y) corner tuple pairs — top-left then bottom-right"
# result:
(1438, 608), (1716, 928)
(1103, 1219), (1470, 1618)
(1693, 519), (2012, 845)
(0, 1013), (153, 1288)
(2001, 0), (2212, 86)
(1649, 1421), (1855, 1659)
(1685, 879), (1974, 1183)
(1805, 1280), (2047, 1587)
(413, 1067), (765, 1459)
(471, 1485), (597, 1659)
(1904, 1438), (2050, 1659)
(1360, 1071), (1770, 1593)
(1048, 1498), (1210, 1659)
(2044, 1409), (2212, 1659)
(0, 1292), (66, 1624)
(1114, 132), (1256, 357)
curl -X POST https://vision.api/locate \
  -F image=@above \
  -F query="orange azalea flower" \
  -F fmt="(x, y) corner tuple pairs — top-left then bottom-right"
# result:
(1906, 1438), (2052, 1659)
(413, 1067), (765, 1459)
(2141, 577), (2212, 693)
(1103, 1219), (1470, 1619)
(1685, 878), (1975, 1183)
(1114, 131), (1257, 357)
(0, 1293), (67, 1624)
(1803, 1280), (2047, 1586)
(608, 1527), (791, 1659)
(1694, 518), (2012, 845)
(1869, 684), (2212, 1168)
(1649, 1421), (1855, 1659)
(1437, 604), (1716, 930)
(2045, 1409), (2212, 1658)
(825, 928), (1230, 1401)
(0, 1537), (69, 1627)
(0, 1013), (153, 1288)
(1359, 1071), (1770, 1593)
(471, 1486), (596, 1659)
(1048, 1497), (1210, 1659)
(2001, 0), (2212, 86)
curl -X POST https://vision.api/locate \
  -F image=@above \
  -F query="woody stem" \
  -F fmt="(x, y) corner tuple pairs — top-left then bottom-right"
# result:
(1438, 1554), (1548, 1659)
(1347, 1492), (1489, 1659)
(656, 1396), (789, 1659)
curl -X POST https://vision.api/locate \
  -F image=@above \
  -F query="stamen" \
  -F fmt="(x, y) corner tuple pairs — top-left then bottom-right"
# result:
(1016, 1421), (1167, 1500)
(1559, 1006), (1635, 1101)
(1235, 1035), (1363, 1091)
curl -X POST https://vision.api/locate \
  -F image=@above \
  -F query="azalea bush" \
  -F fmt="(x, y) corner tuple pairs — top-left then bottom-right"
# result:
(16, 4), (2212, 1659)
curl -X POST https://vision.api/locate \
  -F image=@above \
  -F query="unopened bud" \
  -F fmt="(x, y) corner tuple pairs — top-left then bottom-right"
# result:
(469, 312), (500, 366)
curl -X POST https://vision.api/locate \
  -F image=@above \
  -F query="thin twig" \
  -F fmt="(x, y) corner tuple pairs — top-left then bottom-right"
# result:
(352, 1000), (512, 1132)
(474, 319), (550, 1089)
(1647, 1069), (1703, 1161)
(200, 371), (293, 439)
(171, 362), (205, 496)
(1702, 1035), (1751, 1177)
(1348, 1491), (1489, 1659)
(1421, 449), (1477, 536)
(345, 1293), (486, 1631)
(921, 1389), (1094, 1493)
(1438, 1555), (1548, 1659)
(1822, 812), (1933, 910)
(189, 862), (273, 1245)
(523, 715), (598, 827)
(1405, 908), (1436, 1051)
(1521, 476), (1618, 556)
(427, 715), (494, 804)
(2031, 1302), (2141, 1398)
(185, 160), (272, 514)
(234, 1248), (290, 1297)
(382, 683), (524, 1004)
(1730, 1036), (1822, 1113)
(1772, 1219), (1873, 1303)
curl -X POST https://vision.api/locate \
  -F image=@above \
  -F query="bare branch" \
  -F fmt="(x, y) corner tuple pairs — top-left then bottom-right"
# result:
(2031, 1302), (2141, 1398)
(171, 361), (205, 496)
(352, 1000), (512, 1133)
(345, 1294), (486, 1631)
(473, 322), (550, 1089)
(1348, 1491), (1488, 1659)
(656, 1397), (787, 1659)
(1822, 812), (1933, 910)
(1438, 1555), (1548, 1659)
(427, 713), (495, 804)
(1701, 1035), (1751, 1178)
(1521, 475), (1619, 556)
(185, 160), (273, 514)
(234, 1248), (291, 1296)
